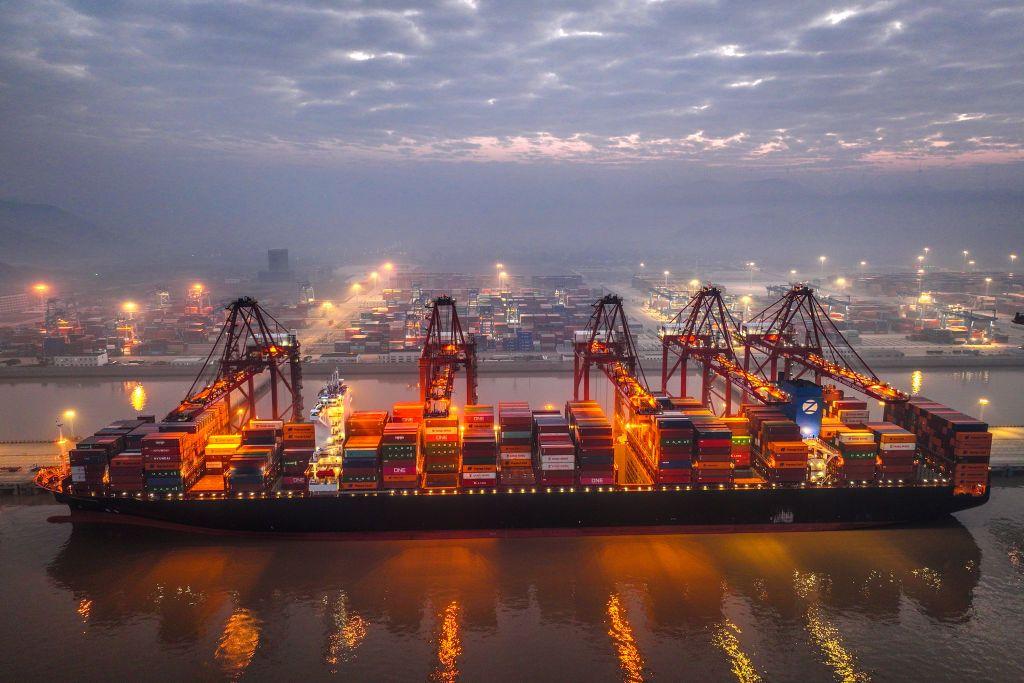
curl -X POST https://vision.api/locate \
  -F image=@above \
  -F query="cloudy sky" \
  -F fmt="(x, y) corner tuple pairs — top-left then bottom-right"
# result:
(1, 1), (1022, 265)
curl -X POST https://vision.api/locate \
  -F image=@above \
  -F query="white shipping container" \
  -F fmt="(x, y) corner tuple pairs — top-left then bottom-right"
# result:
(541, 462), (575, 471)
(837, 431), (875, 444)
(461, 471), (497, 481)
(879, 442), (916, 451)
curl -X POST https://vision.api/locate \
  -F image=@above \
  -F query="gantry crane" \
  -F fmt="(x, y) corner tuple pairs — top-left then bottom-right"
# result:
(419, 296), (478, 418)
(573, 294), (659, 415)
(660, 286), (789, 415)
(739, 284), (907, 403)
(166, 297), (303, 429)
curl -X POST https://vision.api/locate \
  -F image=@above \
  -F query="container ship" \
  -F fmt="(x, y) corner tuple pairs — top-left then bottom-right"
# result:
(37, 291), (992, 535)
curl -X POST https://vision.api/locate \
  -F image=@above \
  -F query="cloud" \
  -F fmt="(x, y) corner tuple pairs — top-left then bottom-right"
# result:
(0, 0), (1022, 169)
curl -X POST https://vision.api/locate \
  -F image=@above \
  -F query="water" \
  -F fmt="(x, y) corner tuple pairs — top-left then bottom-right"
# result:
(0, 367), (1020, 441)
(2, 489), (1023, 680)
(1, 371), (1022, 680)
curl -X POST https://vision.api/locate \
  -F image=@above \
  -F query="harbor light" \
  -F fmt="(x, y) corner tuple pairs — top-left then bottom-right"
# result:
(383, 262), (394, 272)
(63, 409), (76, 439)
(32, 282), (50, 295)
(370, 271), (378, 282)
(663, 270), (670, 286)
(351, 282), (362, 292)
(122, 301), (138, 316)
(978, 397), (989, 420)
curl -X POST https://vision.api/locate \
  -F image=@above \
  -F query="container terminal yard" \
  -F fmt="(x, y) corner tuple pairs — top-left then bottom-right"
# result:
(32, 283), (1005, 534)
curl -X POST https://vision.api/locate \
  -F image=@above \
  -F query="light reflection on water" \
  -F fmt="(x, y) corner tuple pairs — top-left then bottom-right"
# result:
(13, 508), (1002, 681)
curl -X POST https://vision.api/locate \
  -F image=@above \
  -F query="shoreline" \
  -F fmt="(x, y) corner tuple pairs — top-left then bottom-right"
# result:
(1, 353), (1023, 381)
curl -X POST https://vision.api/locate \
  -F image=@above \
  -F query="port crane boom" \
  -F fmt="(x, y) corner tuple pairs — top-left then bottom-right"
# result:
(419, 296), (478, 418)
(740, 285), (907, 403)
(166, 297), (303, 429)
(574, 294), (659, 414)
(660, 286), (789, 415)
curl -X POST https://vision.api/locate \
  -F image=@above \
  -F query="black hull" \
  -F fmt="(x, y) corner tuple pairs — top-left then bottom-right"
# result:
(53, 485), (990, 536)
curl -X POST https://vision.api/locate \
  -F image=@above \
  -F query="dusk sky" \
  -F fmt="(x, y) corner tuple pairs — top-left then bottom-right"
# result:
(1, 1), (1022, 266)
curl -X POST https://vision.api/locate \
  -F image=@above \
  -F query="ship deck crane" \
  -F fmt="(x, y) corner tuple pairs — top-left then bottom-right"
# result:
(660, 286), (789, 415)
(166, 297), (303, 429)
(740, 285), (908, 404)
(419, 296), (478, 418)
(574, 295), (659, 415)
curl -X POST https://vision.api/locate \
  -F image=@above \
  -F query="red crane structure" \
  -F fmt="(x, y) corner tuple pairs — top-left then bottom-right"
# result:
(419, 296), (478, 418)
(573, 294), (660, 415)
(166, 297), (304, 429)
(659, 285), (789, 415)
(739, 284), (908, 404)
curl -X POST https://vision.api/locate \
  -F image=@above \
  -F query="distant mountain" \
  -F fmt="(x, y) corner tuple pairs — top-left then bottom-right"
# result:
(0, 200), (114, 263)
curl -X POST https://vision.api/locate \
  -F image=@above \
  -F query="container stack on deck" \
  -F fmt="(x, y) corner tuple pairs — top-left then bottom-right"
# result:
(342, 411), (387, 491)
(746, 405), (807, 483)
(885, 397), (991, 494)
(533, 412), (575, 486)
(422, 417), (460, 488)
(142, 431), (203, 493)
(691, 417), (735, 485)
(281, 422), (315, 492)
(651, 412), (693, 485)
(566, 401), (615, 486)
(227, 419), (282, 493)
(381, 422), (421, 489)
(498, 402), (535, 486)
(204, 434), (240, 478)
(867, 422), (918, 482)
(825, 427), (877, 484)
(461, 405), (498, 488)
(722, 416), (751, 468)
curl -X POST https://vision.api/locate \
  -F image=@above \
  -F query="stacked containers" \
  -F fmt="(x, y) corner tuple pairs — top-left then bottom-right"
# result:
(746, 407), (806, 483)
(498, 402), (535, 486)
(829, 398), (870, 426)
(691, 417), (734, 485)
(204, 434), (241, 477)
(391, 402), (425, 423)
(652, 413), (693, 484)
(461, 405), (498, 488)
(422, 417), (460, 488)
(721, 416), (751, 468)
(227, 420), (281, 493)
(343, 411), (388, 490)
(866, 422), (918, 482)
(142, 431), (201, 493)
(884, 398), (990, 493)
(533, 412), (575, 486)
(69, 434), (123, 493)
(566, 401), (615, 486)
(108, 451), (144, 493)
(281, 422), (316, 491)
(381, 422), (421, 489)
(828, 427), (877, 483)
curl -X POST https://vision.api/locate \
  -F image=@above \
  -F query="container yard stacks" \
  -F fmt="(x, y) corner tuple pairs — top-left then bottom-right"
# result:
(342, 411), (387, 490)
(533, 411), (575, 486)
(867, 422), (918, 482)
(461, 405), (498, 488)
(422, 417), (460, 488)
(566, 401), (615, 486)
(722, 416), (751, 467)
(498, 402), (535, 486)
(827, 428), (877, 484)
(745, 405), (808, 483)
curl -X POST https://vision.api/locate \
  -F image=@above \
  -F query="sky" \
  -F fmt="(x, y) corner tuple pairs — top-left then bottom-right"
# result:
(1, 0), (1022, 268)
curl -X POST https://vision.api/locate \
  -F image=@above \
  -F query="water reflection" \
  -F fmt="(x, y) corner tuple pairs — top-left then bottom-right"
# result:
(45, 522), (983, 678)
(606, 593), (645, 682)
(432, 600), (462, 682)
(124, 381), (148, 411)
(215, 607), (260, 678)
(910, 370), (923, 396)
(322, 592), (367, 671)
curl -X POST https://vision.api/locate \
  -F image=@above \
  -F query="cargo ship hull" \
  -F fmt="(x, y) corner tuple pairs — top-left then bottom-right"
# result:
(52, 485), (988, 536)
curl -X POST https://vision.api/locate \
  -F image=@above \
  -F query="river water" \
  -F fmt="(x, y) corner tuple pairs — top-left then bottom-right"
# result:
(1, 372), (1022, 680)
